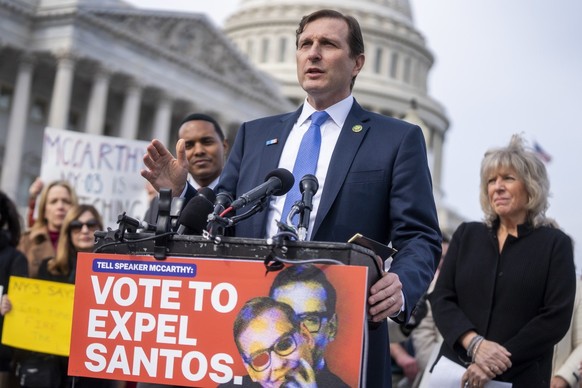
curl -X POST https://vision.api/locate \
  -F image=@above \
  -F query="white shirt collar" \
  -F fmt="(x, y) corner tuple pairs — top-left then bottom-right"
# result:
(188, 175), (219, 190)
(298, 95), (354, 128)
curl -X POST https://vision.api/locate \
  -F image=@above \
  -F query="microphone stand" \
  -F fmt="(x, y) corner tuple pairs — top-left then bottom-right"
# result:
(296, 200), (312, 242)
(154, 189), (172, 260)
(281, 201), (305, 240)
(117, 212), (139, 237)
(229, 198), (268, 224)
(205, 213), (233, 241)
(205, 198), (270, 241)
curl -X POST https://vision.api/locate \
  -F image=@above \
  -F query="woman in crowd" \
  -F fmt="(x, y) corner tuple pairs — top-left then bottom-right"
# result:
(4, 204), (114, 387)
(42, 204), (117, 387)
(18, 180), (77, 278)
(38, 204), (100, 283)
(40, 204), (116, 387)
(0, 191), (28, 386)
(429, 134), (575, 387)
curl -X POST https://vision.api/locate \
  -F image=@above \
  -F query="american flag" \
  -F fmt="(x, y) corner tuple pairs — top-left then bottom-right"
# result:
(533, 141), (552, 163)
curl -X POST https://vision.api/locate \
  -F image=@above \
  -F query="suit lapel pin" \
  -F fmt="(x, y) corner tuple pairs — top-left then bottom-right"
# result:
(266, 138), (278, 146)
(352, 124), (363, 133)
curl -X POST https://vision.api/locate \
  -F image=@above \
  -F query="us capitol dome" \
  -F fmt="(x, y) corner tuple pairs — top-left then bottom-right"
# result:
(223, 0), (458, 231)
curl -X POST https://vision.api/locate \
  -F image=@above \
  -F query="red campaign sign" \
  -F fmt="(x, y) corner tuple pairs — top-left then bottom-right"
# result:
(69, 252), (368, 387)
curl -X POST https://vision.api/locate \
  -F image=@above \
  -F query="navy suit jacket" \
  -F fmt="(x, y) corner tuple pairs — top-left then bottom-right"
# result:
(188, 100), (441, 387)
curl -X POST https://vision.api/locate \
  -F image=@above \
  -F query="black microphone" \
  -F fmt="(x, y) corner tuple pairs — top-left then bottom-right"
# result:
(207, 191), (234, 237)
(197, 187), (216, 204)
(168, 188), (214, 232)
(230, 168), (294, 210)
(297, 174), (319, 241)
(117, 213), (156, 232)
(176, 193), (215, 235)
(213, 191), (234, 216)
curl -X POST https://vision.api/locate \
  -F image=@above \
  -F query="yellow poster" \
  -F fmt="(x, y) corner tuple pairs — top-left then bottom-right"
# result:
(2, 276), (75, 356)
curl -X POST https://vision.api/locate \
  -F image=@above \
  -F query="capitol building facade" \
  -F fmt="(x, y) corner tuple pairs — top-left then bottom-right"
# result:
(0, 0), (463, 235)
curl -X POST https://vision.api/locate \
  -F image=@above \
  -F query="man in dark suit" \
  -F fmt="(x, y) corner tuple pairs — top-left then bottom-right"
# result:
(142, 113), (228, 226)
(142, 9), (441, 387)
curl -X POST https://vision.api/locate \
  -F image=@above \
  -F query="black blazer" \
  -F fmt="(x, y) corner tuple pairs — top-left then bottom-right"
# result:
(430, 221), (575, 386)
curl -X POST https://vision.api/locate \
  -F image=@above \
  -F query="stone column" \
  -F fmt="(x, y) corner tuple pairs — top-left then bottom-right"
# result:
(48, 51), (76, 129)
(119, 78), (143, 139)
(152, 91), (172, 145)
(1, 54), (35, 200)
(85, 65), (111, 135)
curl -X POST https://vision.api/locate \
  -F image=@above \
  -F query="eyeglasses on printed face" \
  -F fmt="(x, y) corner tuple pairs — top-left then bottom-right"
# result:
(244, 329), (298, 372)
(69, 219), (100, 232)
(297, 312), (331, 333)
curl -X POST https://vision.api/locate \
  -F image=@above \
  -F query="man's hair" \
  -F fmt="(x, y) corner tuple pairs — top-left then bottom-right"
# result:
(179, 113), (225, 141)
(269, 265), (337, 315)
(295, 9), (364, 59)
(233, 297), (300, 355)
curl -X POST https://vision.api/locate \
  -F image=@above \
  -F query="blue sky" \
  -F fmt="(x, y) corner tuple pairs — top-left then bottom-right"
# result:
(127, 0), (582, 271)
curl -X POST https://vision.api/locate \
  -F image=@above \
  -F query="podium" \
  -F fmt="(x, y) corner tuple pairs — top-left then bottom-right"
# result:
(93, 233), (384, 290)
(69, 233), (376, 387)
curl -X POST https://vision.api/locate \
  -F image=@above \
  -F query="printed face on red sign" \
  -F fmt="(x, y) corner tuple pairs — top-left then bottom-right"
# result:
(271, 280), (338, 370)
(269, 265), (339, 372)
(235, 299), (315, 387)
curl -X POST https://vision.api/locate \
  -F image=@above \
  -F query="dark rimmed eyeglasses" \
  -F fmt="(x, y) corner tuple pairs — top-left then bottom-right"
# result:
(243, 329), (298, 372)
(297, 311), (331, 333)
(69, 219), (100, 232)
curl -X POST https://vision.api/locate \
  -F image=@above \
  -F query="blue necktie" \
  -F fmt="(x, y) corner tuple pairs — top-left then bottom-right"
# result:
(281, 110), (329, 224)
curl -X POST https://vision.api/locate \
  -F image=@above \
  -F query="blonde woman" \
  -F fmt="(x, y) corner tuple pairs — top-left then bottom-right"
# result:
(430, 135), (575, 387)
(18, 180), (77, 278)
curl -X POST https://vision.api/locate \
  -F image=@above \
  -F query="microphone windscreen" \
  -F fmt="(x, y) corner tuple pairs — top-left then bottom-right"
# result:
(177, 196), (214, 235)
(300, 174), (319, 193)
(266, 168), (295, 196)
(197, 187), (216, 204)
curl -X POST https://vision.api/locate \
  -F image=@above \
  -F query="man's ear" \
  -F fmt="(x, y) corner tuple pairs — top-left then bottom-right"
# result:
(352, 53), (365, 75)
(327, 313), (338, 341)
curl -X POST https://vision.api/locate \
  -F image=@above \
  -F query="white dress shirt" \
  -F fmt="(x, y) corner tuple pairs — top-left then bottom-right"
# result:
(187, 175), (219, 190)
(265, 95), (354, 240)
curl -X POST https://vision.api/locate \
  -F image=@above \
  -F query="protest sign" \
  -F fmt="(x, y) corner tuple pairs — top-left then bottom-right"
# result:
(40, 127), (150, 228)
(2, 276), (75, 356)
(69, 253), (368, 387)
